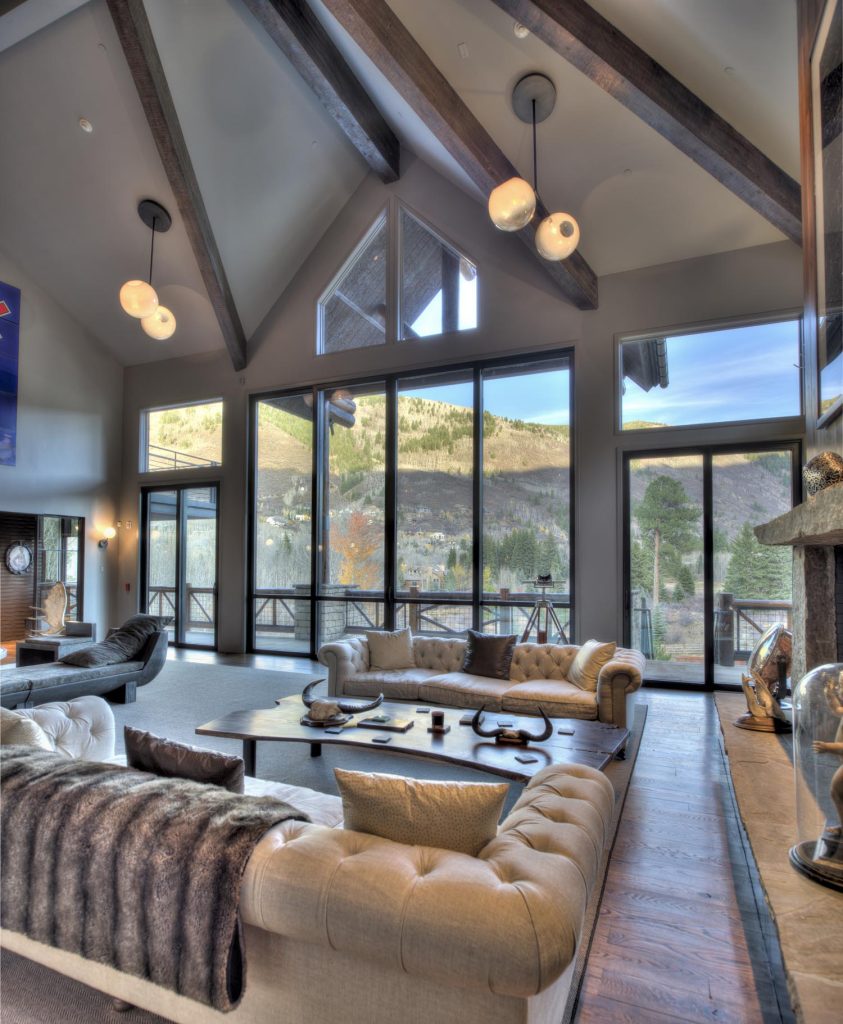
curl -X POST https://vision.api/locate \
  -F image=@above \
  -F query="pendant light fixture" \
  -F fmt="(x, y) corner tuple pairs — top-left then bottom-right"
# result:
(488, 73), (580, 262)
(119, 199), (177, 340)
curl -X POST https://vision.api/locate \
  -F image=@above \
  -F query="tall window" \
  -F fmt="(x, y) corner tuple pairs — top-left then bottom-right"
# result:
(317, 199), (477, 354)
(141, 400), (223, 471)
(619, 318), (801, 431)
(250, 352), (573, 655)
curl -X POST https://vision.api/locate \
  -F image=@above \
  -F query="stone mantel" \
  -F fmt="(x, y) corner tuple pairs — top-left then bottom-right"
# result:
(754, 485), (843, 547)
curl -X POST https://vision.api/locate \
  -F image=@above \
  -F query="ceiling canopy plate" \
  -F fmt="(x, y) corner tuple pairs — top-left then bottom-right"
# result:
(512, 73), (556, 124)
(138, 198), (172, 232)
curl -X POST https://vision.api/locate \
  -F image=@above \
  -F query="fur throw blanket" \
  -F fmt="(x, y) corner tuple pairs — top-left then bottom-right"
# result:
(1, 746), (309, 1011)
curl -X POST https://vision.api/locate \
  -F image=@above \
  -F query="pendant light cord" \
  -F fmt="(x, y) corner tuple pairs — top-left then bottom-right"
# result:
(148, 216), (156, 286)
(531, 98), (538, 194)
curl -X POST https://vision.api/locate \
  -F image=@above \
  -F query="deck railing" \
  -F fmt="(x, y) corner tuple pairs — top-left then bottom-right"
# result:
(146, 444), (220, 471)
(147, 585), (215, 630)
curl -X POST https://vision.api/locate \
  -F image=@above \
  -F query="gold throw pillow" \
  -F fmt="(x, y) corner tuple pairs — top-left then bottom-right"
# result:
(335, 768), (508, 856)
(567, 639), (617, 692)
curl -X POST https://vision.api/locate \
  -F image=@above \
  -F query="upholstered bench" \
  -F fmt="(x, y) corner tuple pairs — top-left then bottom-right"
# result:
(1, 696), (615, 1024)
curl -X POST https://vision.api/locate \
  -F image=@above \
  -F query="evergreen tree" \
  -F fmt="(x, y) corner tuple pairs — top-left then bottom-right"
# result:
(675, 564), (696, 600)
(724, 522), (792, 600)
(635, 476), (699, 607)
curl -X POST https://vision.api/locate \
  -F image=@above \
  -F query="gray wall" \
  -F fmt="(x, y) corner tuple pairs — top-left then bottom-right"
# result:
(117, 155), (805, 651)
(0, 249), (124, 640)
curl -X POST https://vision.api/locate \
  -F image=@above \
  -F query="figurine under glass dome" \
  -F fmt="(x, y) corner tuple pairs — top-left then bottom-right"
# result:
(789, 664), (843, 891)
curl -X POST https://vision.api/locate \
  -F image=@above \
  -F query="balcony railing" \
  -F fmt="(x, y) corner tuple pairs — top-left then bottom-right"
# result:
(146, 444), (220, 471)
(147, 585), (215, 629)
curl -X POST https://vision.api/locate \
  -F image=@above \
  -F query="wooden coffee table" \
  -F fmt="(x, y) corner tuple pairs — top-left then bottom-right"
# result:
(196, 696), (628, 782)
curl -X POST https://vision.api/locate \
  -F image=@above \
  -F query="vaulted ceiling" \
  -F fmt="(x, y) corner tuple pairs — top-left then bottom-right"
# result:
(0, 0), (799, 367)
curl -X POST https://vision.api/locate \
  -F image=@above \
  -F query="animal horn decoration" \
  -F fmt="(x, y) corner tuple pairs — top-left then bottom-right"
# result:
(300, 679), (384, 724)
(470, 704), (553, 745)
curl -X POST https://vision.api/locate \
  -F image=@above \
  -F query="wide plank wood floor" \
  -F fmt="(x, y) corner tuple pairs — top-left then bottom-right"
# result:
(173, 651), (792, 1024)
(574, 690), (791, 1024)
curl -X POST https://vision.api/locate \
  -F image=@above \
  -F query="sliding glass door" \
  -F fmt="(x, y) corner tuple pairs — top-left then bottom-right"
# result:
(625, 444), (798, 688)
(142, 484), (219, 648)
(250, 352), (574, 655)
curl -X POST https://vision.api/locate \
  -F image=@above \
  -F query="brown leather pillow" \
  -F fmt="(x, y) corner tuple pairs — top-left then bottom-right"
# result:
(462, 629), (517, 680)
(124, 726), (245, 793)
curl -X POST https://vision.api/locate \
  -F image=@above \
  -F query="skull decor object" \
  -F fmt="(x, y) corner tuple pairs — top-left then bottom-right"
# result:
(470, 704), (553, 745)
(300, 680), (384, 727)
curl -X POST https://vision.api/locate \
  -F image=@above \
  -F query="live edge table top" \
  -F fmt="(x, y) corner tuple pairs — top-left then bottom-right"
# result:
(196, 695), (628, 782)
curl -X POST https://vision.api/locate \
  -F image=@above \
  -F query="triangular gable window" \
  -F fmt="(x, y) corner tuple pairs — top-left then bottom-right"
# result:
(318, 211), (387, 355)
(317, 201), (477, 354)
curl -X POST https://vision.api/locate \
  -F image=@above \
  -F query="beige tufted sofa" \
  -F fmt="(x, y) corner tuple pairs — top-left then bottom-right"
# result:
(2, 697), (615, 1024)
(319, 635), (645, 731)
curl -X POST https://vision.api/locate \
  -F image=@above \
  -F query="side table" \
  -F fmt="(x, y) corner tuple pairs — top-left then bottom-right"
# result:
(15, 637), (93, 667)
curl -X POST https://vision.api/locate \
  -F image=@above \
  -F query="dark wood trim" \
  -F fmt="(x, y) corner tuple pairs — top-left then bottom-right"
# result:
(320, 0), (598, 310)
(241, 0), (399, 182)
(493, 0), (802, 244)
(106, 0), (248, 371)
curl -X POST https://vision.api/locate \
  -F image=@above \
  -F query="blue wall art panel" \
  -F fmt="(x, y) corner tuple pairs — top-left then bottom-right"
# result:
(0, 280), (21, 467)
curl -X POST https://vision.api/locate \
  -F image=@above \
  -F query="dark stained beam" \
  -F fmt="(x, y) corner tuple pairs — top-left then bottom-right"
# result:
(491, 0), (802, 244)
(321, 0), (598, 309)
(106, 0), (247, 370)
(242, 0), (399, 182)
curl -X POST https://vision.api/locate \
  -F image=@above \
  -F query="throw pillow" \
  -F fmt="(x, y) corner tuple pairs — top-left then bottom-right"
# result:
(335, 768), (507, 856)
(462, 629), (517, 680)
(0, 708), (54, 751)
(124, 726), (245, 793)
(567, 639), (617, 692)
(365, 627), (415, 670)
(61, 614), (160, 667)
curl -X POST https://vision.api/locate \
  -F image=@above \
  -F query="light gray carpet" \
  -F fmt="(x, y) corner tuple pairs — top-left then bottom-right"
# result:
(0, 661), (647, 1024)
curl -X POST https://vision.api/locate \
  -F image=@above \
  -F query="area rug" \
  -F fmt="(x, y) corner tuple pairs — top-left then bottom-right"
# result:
(0, 661), (647, 1023)
(714, 692), (843, 1024)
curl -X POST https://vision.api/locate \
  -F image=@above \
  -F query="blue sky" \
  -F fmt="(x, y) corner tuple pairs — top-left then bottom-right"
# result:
(622, 320), (800, 427)
(403, 368), (571, 425)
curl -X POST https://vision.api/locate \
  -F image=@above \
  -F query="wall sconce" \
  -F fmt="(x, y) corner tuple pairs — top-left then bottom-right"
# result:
(98, 527), (117, 549)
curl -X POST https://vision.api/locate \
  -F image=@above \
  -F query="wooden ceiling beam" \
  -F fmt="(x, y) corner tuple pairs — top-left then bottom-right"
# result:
(242, 0), (399, 182)
(491, 0), (802, 244)
(320, 0), (598, 309)
(106, 0), (248, 370)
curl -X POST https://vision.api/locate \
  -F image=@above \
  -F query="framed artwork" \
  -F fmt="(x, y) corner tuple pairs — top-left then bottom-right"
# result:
(0, 279), (21, 466)
(811, 0), (842, 426)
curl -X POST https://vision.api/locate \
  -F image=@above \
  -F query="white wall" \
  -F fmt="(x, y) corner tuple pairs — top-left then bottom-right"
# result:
(117, 156), (805, 651)
(0, 249), (124, 640)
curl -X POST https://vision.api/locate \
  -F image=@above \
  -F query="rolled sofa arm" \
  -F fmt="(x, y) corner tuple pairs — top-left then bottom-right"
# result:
(317, 638), (369, 697)
(596, 647), (645, 728)
(240, 763), (614, 998)
(12, 695), (116, 761)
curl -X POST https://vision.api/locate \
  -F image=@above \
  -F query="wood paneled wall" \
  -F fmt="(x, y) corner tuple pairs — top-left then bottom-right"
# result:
(0, 512), (37, 643)
(798, 0), (843, 458)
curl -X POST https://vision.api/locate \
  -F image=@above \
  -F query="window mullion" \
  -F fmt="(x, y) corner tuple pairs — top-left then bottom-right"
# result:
(472, 369), (483, 631)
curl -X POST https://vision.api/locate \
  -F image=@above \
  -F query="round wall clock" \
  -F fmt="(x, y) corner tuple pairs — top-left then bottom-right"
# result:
(5, 542), (33, 575)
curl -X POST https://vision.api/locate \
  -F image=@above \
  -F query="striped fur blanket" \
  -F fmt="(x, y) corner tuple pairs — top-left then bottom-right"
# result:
(1, 746), (309, 1011)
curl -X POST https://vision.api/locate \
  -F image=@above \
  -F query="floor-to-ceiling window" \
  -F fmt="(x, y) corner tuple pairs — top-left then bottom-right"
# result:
(249, 351), (573, 656)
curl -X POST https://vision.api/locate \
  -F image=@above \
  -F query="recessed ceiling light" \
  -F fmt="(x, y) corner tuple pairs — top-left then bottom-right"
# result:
(723, 66), (736, 76)
(458, 41), (469, 59)
(78, 117), (93, 133)
(514, 22), (529, 40)
(623, 167), (632, 175)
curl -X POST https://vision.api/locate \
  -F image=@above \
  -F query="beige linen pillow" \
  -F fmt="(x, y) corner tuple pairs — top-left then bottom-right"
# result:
(567, 639), (617, 691)
(335, 768), (508, 856)
(365, 627), (415, 670)
(0, 708), (54, 750)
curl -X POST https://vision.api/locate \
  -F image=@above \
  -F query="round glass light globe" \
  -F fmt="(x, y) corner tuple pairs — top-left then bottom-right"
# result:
(141, 305), (176, 340)
(535, 212), (580, 260)
(119, 280), (159, 318)
(488, 177), (536, 231)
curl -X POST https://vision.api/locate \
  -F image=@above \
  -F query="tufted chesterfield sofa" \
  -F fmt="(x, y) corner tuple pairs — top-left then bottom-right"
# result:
(1, 697), (615, 1024)
(319, 635), (645, 731)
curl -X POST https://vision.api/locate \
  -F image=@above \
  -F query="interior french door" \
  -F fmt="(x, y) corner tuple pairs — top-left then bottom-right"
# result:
(624, 443), (799, 688)
(141, 483), (219, 648)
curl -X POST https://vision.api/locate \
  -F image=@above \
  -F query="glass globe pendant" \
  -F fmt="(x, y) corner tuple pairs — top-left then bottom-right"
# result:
(119, 279), (159, 318)
(535, 212), (580, 261)
(141, 305), (176, 340)
(488, 177), (536, 231)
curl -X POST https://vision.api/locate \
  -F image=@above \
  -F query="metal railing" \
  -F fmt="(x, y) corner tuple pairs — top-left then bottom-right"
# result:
(147, 585), (215, 629)
(146, 444), (220, 471)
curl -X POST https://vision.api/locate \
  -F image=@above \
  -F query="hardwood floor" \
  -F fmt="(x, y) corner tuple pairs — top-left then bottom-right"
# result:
(171, 650), (792, 1023)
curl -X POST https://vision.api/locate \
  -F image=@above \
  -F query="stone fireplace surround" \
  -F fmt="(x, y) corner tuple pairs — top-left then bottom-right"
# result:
(755, 484), (843, 682)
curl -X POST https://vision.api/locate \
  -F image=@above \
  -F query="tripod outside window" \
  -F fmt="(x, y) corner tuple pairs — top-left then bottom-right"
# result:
(520, 579), (569, 644)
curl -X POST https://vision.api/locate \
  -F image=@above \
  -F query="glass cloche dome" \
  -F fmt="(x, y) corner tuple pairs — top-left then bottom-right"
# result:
(790, 664), (843, 891)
